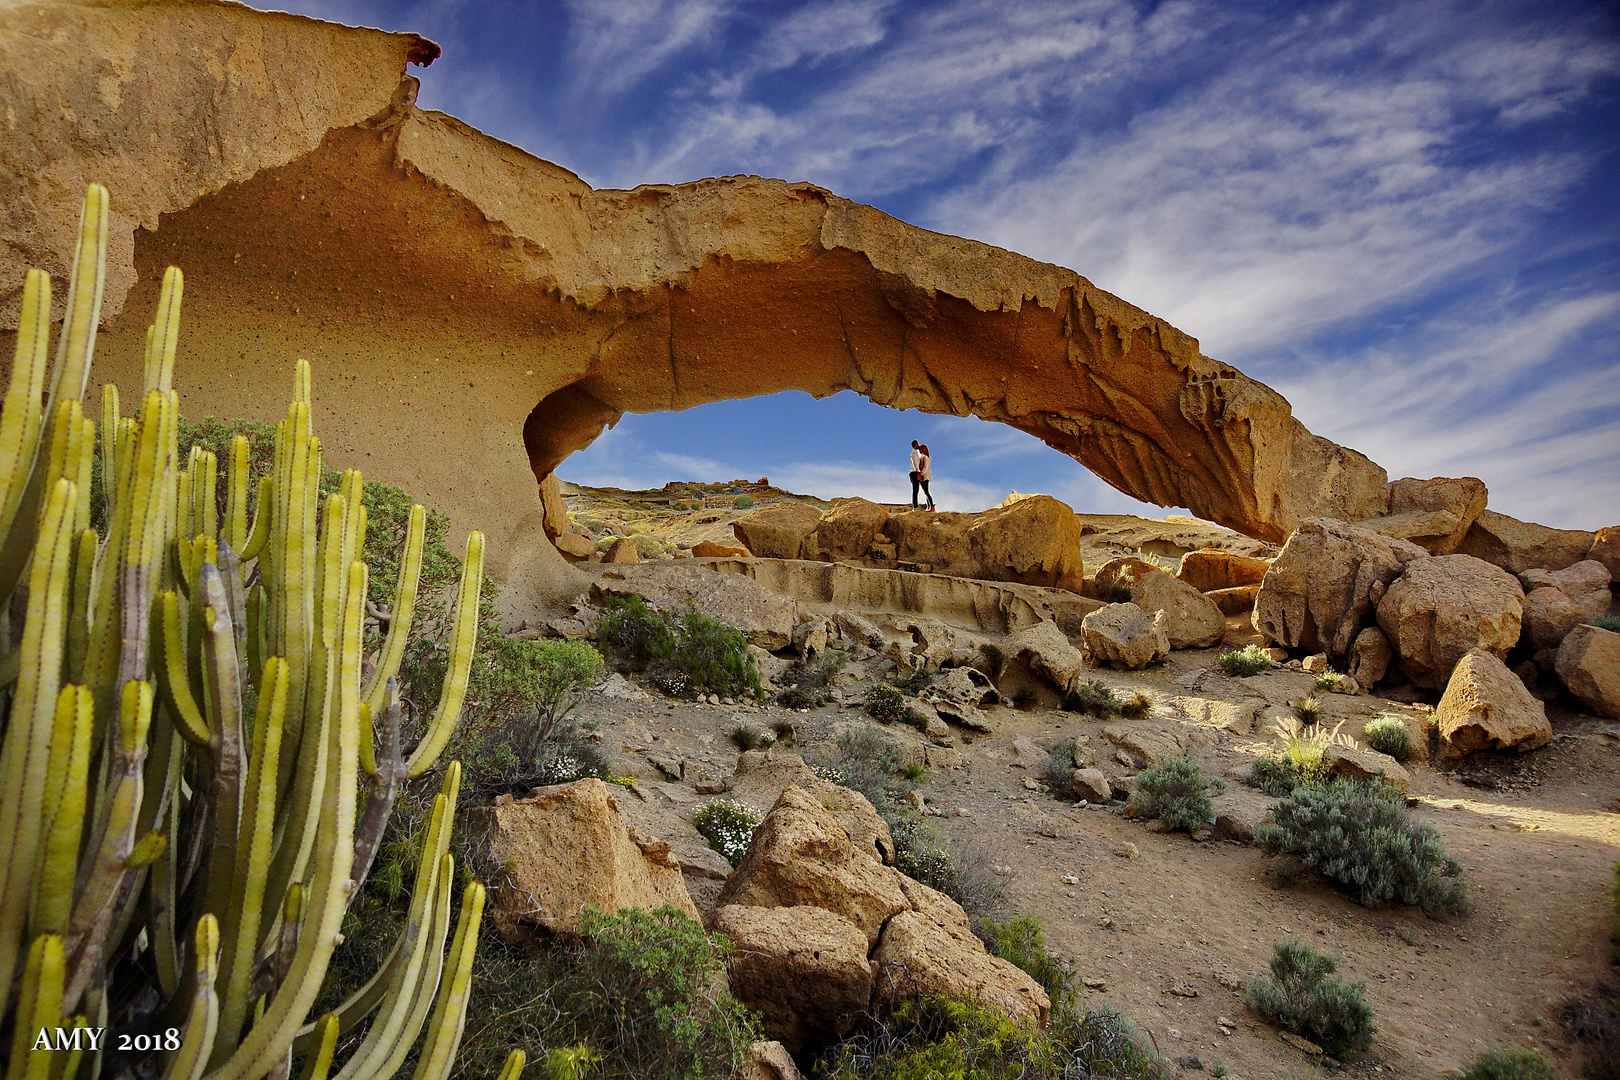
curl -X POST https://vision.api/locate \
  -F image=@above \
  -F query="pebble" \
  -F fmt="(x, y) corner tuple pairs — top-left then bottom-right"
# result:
(1114, 843), (1139, 859)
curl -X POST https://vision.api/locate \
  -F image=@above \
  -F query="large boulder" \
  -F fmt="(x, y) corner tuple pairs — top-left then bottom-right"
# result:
(1521, 588), (1591, 652)
(460, 779), (697, 942)
(1004, 619), (1087, 690)
(805, 498), (890, 562)
(725, 751), (896, 865)
(1125, 566), (1224, 649)
(1554, 624), (1620, 717)
(872, 877), (1051, 1027)
(1519, 561), (1611, 620)
(1434, 649), (1553, 762)
(1347, 626), (1394, 688)
(1589, 526), (1620, 583)
(1094, 556), (1163, 593)
(1358, 476), (1488, 554)
(693, 540), (751, 559)
(592, 562), (799, 650)
(711, 905), (873, 1053)
(888, 496), (1087, 591)
(1376, 555), (1524, 689)
(1252, 518), (1429, 663)
(1456, 509), (1597, 576)
(540, 472), (570, 539)
(715, 788), (907, 944)
(1177, 549), (1271, 592)
(1081, 603), (1169, 670)
(733, 502), (824, 559)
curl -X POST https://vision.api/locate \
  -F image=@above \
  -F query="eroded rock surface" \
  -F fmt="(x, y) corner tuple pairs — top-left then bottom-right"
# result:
(1457, 511), (1596, 576)
(712, 904), (872, 1052)
(733, 502), (825, 559)
(1083, 603), (1170, 670)
(1434, 650), (1552, 761)
(1375, 555), (1523, 689)
(1554, 624), (1620, 718)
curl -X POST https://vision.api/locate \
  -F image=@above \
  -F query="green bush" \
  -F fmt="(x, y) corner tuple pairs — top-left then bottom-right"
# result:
(1063, 678), (1121, 718)
(978, 916), (1068, 999)
(1315, 671), (1342, 692)
(1294, 695), (1323, 724)
(1127, 756), (1224, 832)
(818, 995), (1170, 1080)
(692, 800), (763, 866)
(600, 594), (677, 664)
(1363, 716), (1413, 762)
(1216, 644), (1271, 677)
(821, 724), (920, 816)
(1460, 1049), (1554, 1080)
(1244, 756), (1299, 798)
(1562, 977), (1620, 1080)
(629, 532), (666, 559)
(733, 495), (755, 509)
(727, 725), (775, 751)
(887, 815), (1003, 922)
(1121, 690), (1152, 718)
(1591, 615), (1620, 632)
(1244, 939), (1373, 1059)
(598, 595), (762, 699)
(1256, 779), (1471, 916)
(867, 682), (928, 730)
(1270, 716), (1355, 787)
(893, 667), (934, 694)
(778, 650), (847, 709)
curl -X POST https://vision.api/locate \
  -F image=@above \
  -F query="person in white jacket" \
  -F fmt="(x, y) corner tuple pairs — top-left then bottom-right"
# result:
(909, 440), (923, 508)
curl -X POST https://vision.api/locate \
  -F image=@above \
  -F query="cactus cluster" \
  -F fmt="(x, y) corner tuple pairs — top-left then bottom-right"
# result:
(0, 186), (519, 1080)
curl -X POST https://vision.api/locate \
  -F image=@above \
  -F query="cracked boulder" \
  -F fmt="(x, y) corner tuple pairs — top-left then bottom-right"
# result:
(1081, 603), (1169, 670)
(1375, 555), (1523, 689)
(1554, 624), (1620, 718)
(711, 904), (873, 1053)
(733, 502), (825, 559)
(1434, 649), (1552, 762)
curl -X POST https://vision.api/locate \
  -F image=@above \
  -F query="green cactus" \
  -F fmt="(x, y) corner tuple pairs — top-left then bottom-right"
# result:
(0, 184), (507, 1080)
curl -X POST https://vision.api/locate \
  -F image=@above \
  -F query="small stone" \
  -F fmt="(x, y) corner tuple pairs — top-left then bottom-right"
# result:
(1166, 981), (1199, 997)
(1279, 1031), (1323, 1055)
(1302, 653), (1329, 673)
(1190, 825), (1213, 842)
(1039, 819), (1061, 838)
(1083, 977), (1108, 990)
(1329, 674), (1361, 694)
(1061, 874), (1080, 885)
(1166, 1028), (1183, 1040)
(1114, 842), (1139, 859)
(1023, 777), (1043, 791)
(1215, 974), (1243, 991)
(1144, 819), (1172, 833)
(1264, 647), (1289, 662)
(1177, 1056), (1204, 1071)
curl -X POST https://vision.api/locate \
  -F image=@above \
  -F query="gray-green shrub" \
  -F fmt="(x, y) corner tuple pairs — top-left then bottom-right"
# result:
(1460, 1049), (1554, 1080)
(1244, 938), (1373, 1059)
(1257, 778), (1472, 916)
(1244, 755), (1299, 797)
(1591, 615), (1620, 633)
(1216, 644), (1271, 676)
(866, 682), (928, 730)
(1363, 716), (1413, 762)
(1127, 756), (1224, 832)
(978, 915), (1068, 999)
(1063, 678), (1121, 718)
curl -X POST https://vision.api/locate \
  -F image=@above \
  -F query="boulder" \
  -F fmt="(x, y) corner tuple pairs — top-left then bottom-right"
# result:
(1434, 649), (1553, 761)
(1070, 767), (1113, 803)
(711, 905), (872, 1052)
(1209, 787), (1273, 843)
(1177, 549), (1271, 592)
(791, 618), (829, 657)
(715, 787), (908, 944)
(1520, 588), (1589, 652)
(1208, 584), (1261, 615)
(740, 1041), (806, 1080)
(460, 779), (696, 942)
(1456, 510), (1597, 575)
(553, 531), (595, 560)
(1375, 555), (1524, 689)
(1005, 619), (1087, 690)
(604, 536), (640, 563)
(1094, 556), (1163, 593)
(929, 665), (1000, 708)
(1322, 744), (1411, 796)
(1081, 603), (1169, 670)
(1554, 624), (1620, 717)
(887, 496), (1088, 591)
(806, 498), (890, 562)
(872, 877), (1051, 1027)
(831, 610), (885, 649)
(1518, 561), (1612, 634)
(1252, 518), (1429, 662)
(592, 562), (799, 650)
(1589, 526), (1620, 583)
(540, 472), (569, 539)
(693, 540), (751, 559)
(1358, 476), (1487, 554)
(1126, 567), (1225, 649)
(726, 751), (896, 865)
(733, 502), (824, 560)
(1347, 626), (1394, 688)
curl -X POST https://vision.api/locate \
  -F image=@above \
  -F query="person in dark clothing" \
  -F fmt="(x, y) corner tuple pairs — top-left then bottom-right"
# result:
(916, 443), (935, 510)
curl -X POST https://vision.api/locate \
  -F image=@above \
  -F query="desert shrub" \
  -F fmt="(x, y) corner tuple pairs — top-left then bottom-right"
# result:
(1591, 615), (1620, 633)
(866, 682), (928, 730)
(1216, 644), (1271, 677)
(1243, 939), (1373, 1059)
(1460, 1049), (1554, 1080)
(693, 800), (763, 866)
(888, 815), (1004, 922)
(598, 595), (761, 699)
(1121, 690), (1152, 718)
(1127, 756), (1224, 832)
(978, 915), (1068, 999)
(1011, 687), (1039, 710)
(1364, 716), (1413, 762)
(1045, 738), (1079, 790)
(579, 515), (607, 531)
(733, 495), (755, 509)
(1294, 695), (1323, 724)
(817, 724), (920, 817)
(1104, 583), (1134, 603)
(1064, 678), (1121, 718)
(778, 650), (847, 709)
(728, 725), (775, 751)
(600, 594), (677, 663)
(817, 995), (1169, 1080)
(629, 532), (665, 559)
(1244, 756), (1299, 798)
(1563, 977), (1620, 1080)
(770, 718), (797, 742)
(894, 667), (934, 694)
(1272, 716), (1356, 787)
(1256, 778), (1472, 916)
(1315, 671), (1342, 692)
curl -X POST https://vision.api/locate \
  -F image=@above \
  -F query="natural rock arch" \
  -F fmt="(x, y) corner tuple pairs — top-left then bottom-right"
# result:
(1, 0), (1391, 613)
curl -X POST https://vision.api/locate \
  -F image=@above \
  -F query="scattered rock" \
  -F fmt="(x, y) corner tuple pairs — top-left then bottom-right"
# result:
(1347, 626), (1394, 688)
(1209, 788), (1272, 843)
(791, 618), (829, 658)
(1301, 653), (1328, 674)
(1177, 549), (1271, 592)
(460, 779), (697, 942)
(1434, 649), (1553, 762)
(929, 665), (1000, 708)
(1127, 567), (1225, 649)
(1207, 583), (1262, 615)
(1008, 736), (1047, 769)
(600, 671), (652, 700)
(923, 744), (964, 770)
(647, 753), (683, 780)
(1554, 624), (1620, 717)
(1328, 674), (1360, 694)
(1005, 619), (1087, 689)
(831, 610), (885, 649)
(1176, 1054), (1205, 1070)
(1071, 767), (1113, 803)
(1323, 743), (1411, 796)
(733, 502), (824, 559)
(553, 531), (595, 560)
(1457, 509), (1596, 576)
(1101, 722), (1198, 765)
(712, 905), (872, 1053)
(1252, 518), (1428, 662)
(1082, 603), (1170, 670)
(739, 1041), (806, 1080)
(1114, 842), (1139, 859)
(1375, 554), (1524, 689)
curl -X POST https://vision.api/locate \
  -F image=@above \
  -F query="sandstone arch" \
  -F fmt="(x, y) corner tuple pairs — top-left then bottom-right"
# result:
(1, 0), (1391, 614)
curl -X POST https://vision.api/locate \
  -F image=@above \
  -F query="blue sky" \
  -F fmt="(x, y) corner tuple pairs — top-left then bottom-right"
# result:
(274, 0), (1619, 529)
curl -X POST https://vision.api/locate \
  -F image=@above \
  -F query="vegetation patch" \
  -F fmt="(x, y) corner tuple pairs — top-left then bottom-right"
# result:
(1257, 778), (1471, 916)
(598, 594), (762, 699)
(866, 682), (930, 731)
(1063, 678), (1122, 718)
(1216, 644), (1271, 677)
(1045, 738), (1080, 790)
(1363, 715), (1414, 762)
(1127, 756), (1224, 832)
(1460, 1049), (1555, 1080)
(693, 800), (764, 867)
(888, 815), (1003, 923)
(1591, 615), (1620, 633)
(978, 915), (1069, 1000)
(777, 649), (848, 709)
(1243, 755), (1300, 798)
(1244, 939), (1374, 1060)
(1121, 690), (1153, 718)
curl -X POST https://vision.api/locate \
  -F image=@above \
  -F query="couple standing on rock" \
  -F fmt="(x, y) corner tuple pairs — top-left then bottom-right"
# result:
(909, 440), (936, 511)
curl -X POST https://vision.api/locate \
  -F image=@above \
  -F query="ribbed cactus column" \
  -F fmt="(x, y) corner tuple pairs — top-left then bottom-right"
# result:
(0, 184), (502, 1080)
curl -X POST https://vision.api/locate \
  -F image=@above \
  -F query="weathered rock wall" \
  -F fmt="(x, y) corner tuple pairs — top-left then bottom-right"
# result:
(3, 0), (1396, 617)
